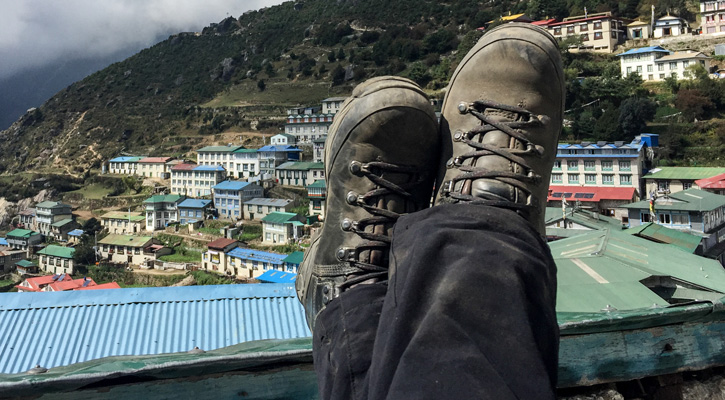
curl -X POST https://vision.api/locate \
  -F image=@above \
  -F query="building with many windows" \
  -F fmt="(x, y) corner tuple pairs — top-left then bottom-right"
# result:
(196, 145), (243, 171)
(201, 238), (240, 275)
(321, 97), (347, 115)
(35, 201), (73, 237)
(108, 156), (144, 175)
(306, 180), (326, 220)
(170, 164), (227, 197)
(212, 181), (264, 220)
(178, 199), (213, 225)
(232, 148), (260, 180)
(621, 188), (725, 264)
(6, 229), (42, 255)
(275, 162), (325, 187)
(226, 247), (289, 279)
(618, 46), (670, 79)
(620, 46), (711, 81)
(137, 157), (173, 178)
(98, 235), (164, 267)
(543, 12), (629, 53)
(312, 136), (326, 163)
(261, 212), (304, 245)
(700, 0), (725, 34)
(101, 211), (145, 235)
(243, 198), (294, 220)
(643, 167), (725, 196)
(257, 145), (302, 177)
(37, 245), (75, 275)
(143, 194), (186, 231)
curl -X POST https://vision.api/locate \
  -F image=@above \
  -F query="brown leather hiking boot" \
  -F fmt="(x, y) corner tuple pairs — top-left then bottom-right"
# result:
(296, 76), (440, 329)
(433, 23), (565, 235)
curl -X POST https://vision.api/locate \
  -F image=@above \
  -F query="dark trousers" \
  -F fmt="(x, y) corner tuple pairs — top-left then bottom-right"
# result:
(313, 204), (559, 399)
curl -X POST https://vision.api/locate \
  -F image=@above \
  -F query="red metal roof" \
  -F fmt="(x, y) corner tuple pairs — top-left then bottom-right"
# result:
(171, 163), (197, 171)
(139, 157), (172, 163)
(547, 15), (612, 27)
(695, 173), (725, 190)
(17, 274), (73, 291)
(207, 238), (239, 250)
(547, 185), (637, 202)
(532, 18), (557, 26)
(46, 278), (97, 292)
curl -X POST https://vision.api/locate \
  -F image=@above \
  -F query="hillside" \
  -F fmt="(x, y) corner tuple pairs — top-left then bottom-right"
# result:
(0, 0), (721, 182)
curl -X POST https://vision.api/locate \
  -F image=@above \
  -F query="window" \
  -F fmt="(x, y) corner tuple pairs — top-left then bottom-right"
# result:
(659, 213), (671, 224)
(672, 213), (689, 225)
(567, 160), (578, 170)
(585, 174), (596, 184)
(659, 73), (665, 79)
(579, 24), (588, 32)
(554, 27), (561, 35)
(594, 31), (603, 40)
(648, 74), (654, 80)
(620, 175), (631, 185)
(636, 66), (642, 73)
(658, 181), (670, 192)
(581, 33), (589, 41)
(683, 182), (692, 190)
(568, 174), (579, 184)
(618, 161), (631, 171)
(641, 213), (650, 223)
(584, 161), (595, 171)
(669, 62), (677, 70)
(658, 64), (664, 71)
(567, 26), (575, 34)
(601, 161), (613, 171)
(683, 61), (689, 68)
(602, 174), (614, 185)
(593, 21), (602, 30)
(626, 66), (632, 74)
(553, 160), (562, 169)
(551, 173), (563, 183)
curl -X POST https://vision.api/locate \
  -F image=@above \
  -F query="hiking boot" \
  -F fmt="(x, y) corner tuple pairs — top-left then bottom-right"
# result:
(296, 76), (439, 330)
(433, 23), (565, 235)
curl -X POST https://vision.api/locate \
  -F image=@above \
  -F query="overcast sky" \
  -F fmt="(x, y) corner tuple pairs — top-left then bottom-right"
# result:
(0, 0), (284, 80)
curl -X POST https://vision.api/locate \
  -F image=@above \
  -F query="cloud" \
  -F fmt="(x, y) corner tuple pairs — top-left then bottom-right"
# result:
(0, 0), (283, 79)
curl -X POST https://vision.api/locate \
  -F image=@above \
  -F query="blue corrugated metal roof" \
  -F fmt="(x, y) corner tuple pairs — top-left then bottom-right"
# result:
(0, 238), (7, 246)
(257, 270), (297, 283)
(109, 156), (143, 163)
(617, 46), (669, 56)
(178, 199), (212, 209)
(258, 145), (302, 152)
(213, 180), (250, 190)
(193, 165), (225, 172)
(227, 248), (287, 265)
(0, 284), (309, 374)
(67, 229), (84, 237)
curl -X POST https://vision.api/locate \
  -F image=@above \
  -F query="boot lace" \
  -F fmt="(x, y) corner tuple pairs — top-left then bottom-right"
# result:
(337, 159), (427, 289)
(441, 100), (546, 217)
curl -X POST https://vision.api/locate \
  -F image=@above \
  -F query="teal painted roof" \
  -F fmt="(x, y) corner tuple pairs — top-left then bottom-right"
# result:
(306, 180), (326, 189)
(50, 218), (75, 228)
(282, 251), (304, 265)
(6, 229), (38, 238)
(644, 167), (725, 180)
(551, 229), (725, 314)
(99, 234), (154, 247)
(620, 188), (725, 212)
(35, 201), (67, 209)
(545, 208), (623, 229)
(14, 260), (36, 268)
(261, 212), (300, 224)
(624, 222), (702, 253)
(38, 245), (74, 259)
(276, 161), (324, 171)
(143, 194), (185, 204)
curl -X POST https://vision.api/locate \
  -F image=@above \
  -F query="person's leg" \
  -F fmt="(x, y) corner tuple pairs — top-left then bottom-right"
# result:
(366, 204), (558, 399)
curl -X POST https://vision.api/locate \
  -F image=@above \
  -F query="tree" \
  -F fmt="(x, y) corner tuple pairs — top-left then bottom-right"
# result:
(257, 79), (266, 92)
(331, 64), (346, 86)
(72, 235), (96, 273)
(82, 218), (102, 236)
(337, 47), (346, 61)
(675, 89), (714, 121)
(619, 97), (656, 138)
(327, 51), (336, 63)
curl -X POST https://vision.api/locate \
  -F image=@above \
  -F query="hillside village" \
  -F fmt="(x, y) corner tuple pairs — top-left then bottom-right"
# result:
(4, 1), (725, 397)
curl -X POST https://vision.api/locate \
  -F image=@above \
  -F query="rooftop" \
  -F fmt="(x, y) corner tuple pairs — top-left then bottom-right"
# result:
(109, 156), (144, 163)
(282, 251), (304, 265)
(38, 245), (74, 259)
(227, 248), (288, 264)
(178, 199), (212, 209)
(657, 51), (709, 62)
(197, 145), (244, 153)
(6, 229), (38, 238)
(206, 238), (239, 251)
(50, 218), (75, 228)
(276, 161), (324, 171)
(257, 270), (297, 284)
(621, 188), (725, 212)
(644, 167), (725, 180)
(321, 96), (347, 102)
(548, 186), (638, 202)
(213, 180), (251, 190)
(193, 165), (226, 172)
(67, 229), (84, 237)
(617, 46), (669, 56)
(695, 173), (725, 190)
(138, 157), (172, 163)
(143, 194), (185, 204)
(98, 234), (154, 247)
(306, 179), (326, 189)
(35, 201), (69, 209)
(624, 222), (702, 253)
(261, 212), (301, 224)
(170, 163), (197, 171)
(243, 198), (292, 207)
(258, 145), (302, 153)
(101, 211), (145, 222)
(0, 284), (309, 374)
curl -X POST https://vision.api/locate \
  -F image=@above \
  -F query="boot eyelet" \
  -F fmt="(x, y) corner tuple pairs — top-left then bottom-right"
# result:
(346, 191), (358, 205)
(446, 158), (455, 169)
(457, 102), (469, 113)
(442, 181), (453, 194)
(453, 130), (464, 142)
(336, 248), (347, 260)
(341, 218), (354, 231)
(349, 161), (363, 174)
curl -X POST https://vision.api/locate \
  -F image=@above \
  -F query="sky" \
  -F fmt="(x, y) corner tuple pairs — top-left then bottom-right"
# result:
(0, 0), (284, 80)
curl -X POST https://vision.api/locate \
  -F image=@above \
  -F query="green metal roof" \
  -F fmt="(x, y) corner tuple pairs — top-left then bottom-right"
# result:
(282, 251), (304, 265)
(143, 194), (184, 204)
(14, 260), (36, 267)
(6, 229), (38, 238)
(233, 148), (258, 153)
(101, 211), (146, 222)
(624, 222), (702, 253)
(197, 145), (244, 152)
(38, 245), (74, 259)
(35, 201), (67, 209)
(306, 180), (326, 189)
(276, 162), (324, 171)
(545, 207), (623, 229)
(620, 188), (725, 211)
(98, 234), (154, 247)
(644, 166), (725, 180)
(551, 229), (725, 314)
(261, 212), (300, 224)
(50, 218), (75, 228)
